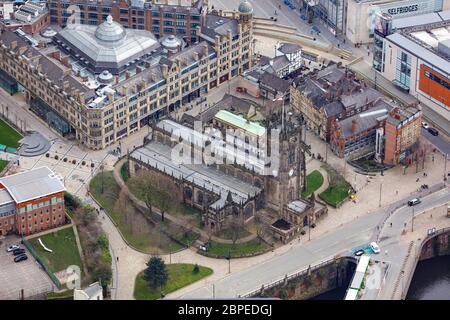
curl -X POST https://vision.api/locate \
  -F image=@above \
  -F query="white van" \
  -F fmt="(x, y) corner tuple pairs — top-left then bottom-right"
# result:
(370, 242), (380, 254)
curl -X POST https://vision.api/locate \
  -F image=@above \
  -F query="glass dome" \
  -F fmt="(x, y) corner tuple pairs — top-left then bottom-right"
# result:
(238, 0), (253, 14)
(95, 15), (126, 42)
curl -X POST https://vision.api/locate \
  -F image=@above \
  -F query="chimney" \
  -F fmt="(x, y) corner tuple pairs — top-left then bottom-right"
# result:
(351, 119), (357, 134)
(61, 55), (70, 68)
(18, 46), (27, 55)
(161, 64), (168, 78)
(125, 70), (131, 80)
(10, 40), (17, 50)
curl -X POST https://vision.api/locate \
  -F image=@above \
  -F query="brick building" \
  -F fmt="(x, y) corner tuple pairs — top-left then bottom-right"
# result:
(383, 106), (422, 165)
(48, 0), (207, 45)
(2, 1), (50, 35)
(290, 63), (383, 142)
(0, 167), (67, 237)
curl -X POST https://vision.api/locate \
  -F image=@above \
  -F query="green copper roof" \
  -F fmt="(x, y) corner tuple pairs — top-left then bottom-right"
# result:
(214, 110), (266, 137)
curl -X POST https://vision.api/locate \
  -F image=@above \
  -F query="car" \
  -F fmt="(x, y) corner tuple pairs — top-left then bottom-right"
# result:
(6, 245), (20, 252)
(12, 248), (26, 256)
(421, 122), (429, 129)
(408, 198), (421, 206)
(370, 242), (380, 254)
(14, 254), (28, 263)
(300, 14), (307, 21)
(354, 249), (365, 256)
(428, 127), (439, 136)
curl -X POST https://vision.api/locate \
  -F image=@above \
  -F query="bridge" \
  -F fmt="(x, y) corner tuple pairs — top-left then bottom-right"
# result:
(178, 184), (450, 299)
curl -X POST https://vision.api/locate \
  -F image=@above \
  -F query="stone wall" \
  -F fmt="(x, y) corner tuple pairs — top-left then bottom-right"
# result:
(419, 229), (450, 261)
(253, 257), (356, 300)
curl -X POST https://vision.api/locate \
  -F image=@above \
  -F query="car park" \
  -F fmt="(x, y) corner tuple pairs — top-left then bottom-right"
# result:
(6, 245), (20, 252)
(12, 249), (26, 256)
(370, 242), (380, 254)
(14, 254), (28, 263)
(428, 127), (439, 136)
(408, 198), (421, 206)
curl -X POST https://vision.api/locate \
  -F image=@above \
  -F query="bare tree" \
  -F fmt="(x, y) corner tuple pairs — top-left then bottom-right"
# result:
(227, 215), (242, 247)
(128, 171), (158, 217)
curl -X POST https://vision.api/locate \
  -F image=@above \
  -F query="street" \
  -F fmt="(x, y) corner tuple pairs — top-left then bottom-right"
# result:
(179, 187), (450, 299)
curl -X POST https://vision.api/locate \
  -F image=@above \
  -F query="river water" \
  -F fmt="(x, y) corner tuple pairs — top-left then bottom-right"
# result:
(311, 255), (450, 300)
(406, 255), (450, 300)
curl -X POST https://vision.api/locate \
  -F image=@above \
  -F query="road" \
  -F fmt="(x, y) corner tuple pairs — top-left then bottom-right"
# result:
(180, 186), (450, 299)
(421, 128), (450, 156)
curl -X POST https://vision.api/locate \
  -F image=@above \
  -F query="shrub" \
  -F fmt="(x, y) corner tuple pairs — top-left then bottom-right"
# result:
(45, 153), (50, 158)
(55, 155), (59, 160)
(63, 158), (68, 162)
(72, 160), (77, 165)
(82, 161), (86, 166)
(91, 163), (95, 168)
(192, 264), (200, 274)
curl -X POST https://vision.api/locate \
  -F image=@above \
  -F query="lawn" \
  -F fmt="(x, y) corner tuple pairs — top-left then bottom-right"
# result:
(28, 227), (83, 274)
(134, 264), (213, 300)
(0, 118), (22, 148)
(90, 171), (184, 253)
(216, 225), (252, 241)
(301, 170), (324, 198)
(319, 164), (352, 206)
(120, 161), (129, 182)
(0, 159), (9, 172)
(206, 239), (270, 258)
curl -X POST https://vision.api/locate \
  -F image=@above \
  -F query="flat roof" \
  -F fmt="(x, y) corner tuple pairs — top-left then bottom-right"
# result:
(356, 255), (371, 273)
(214, 110), (266, 137)
(387, 32), (450, 76)
(0, 167), (65, 204)
(344, 288), (359, 300)
(0, 188), (14, 206)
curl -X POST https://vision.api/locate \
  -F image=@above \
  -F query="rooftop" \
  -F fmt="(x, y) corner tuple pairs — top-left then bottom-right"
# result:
(214, 110), (266, 137)
(0, 167), (65, 204)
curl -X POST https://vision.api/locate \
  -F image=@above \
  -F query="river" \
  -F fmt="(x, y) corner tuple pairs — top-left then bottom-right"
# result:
(406, 255), (450, 300)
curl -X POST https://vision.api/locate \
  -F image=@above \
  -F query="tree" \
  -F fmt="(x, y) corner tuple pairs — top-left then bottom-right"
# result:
(144, 257), (169, 292)
(192, 264), (200, 274)
(227, 214), (242, 247)
(128, 171), (158, 216)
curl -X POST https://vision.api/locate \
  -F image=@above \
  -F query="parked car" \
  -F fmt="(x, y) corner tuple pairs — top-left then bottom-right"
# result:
(312, 25), (320, 33)
(421, 122), (429, 129)
(12, 248), (26, 256)
(370, 242), (380, 254)
(300, 14), (307, 21)
(428, 127), (439, 136)
(14, 254), (28, 263)
(408, 198), (421, 206)
(354, 249), (365, 256)
(6, 245), (20, 252)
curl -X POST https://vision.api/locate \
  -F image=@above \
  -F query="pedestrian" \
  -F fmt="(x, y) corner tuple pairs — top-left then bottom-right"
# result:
(117, 256), (119, 262)
(396, 190), (398, 195)
(390, 222), (392, 227)
(430, 214), (433, 218)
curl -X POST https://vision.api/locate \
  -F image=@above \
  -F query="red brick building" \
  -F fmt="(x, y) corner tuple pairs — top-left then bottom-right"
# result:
(3, 1), (50, 36)
(48, 0), (207, 45)
(383, 106), (422, 165)
(0, 167), (67, 237)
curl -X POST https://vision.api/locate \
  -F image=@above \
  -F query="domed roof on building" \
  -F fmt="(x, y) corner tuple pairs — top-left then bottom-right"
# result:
(238, 0), (253, 14)
(161, 35), (183, 49)
(95, 15), (126, 42)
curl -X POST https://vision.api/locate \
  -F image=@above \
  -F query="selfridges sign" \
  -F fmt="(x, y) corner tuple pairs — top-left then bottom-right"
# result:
(380, 0), (443, 17)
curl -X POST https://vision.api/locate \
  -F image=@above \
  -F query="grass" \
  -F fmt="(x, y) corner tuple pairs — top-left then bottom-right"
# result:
(216, 226), (252, 240)
(134, 264), (213, 300)
(301, 170), (324, 198)
(319, 164), (352, 206)
(90, 171), (184, 253)
(47, 290), (74, 300)
(0, 118), (22, 148)
(0, 159), (9, 172)
(206, 239), (270, 258)
(28, 227), (83, 274)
